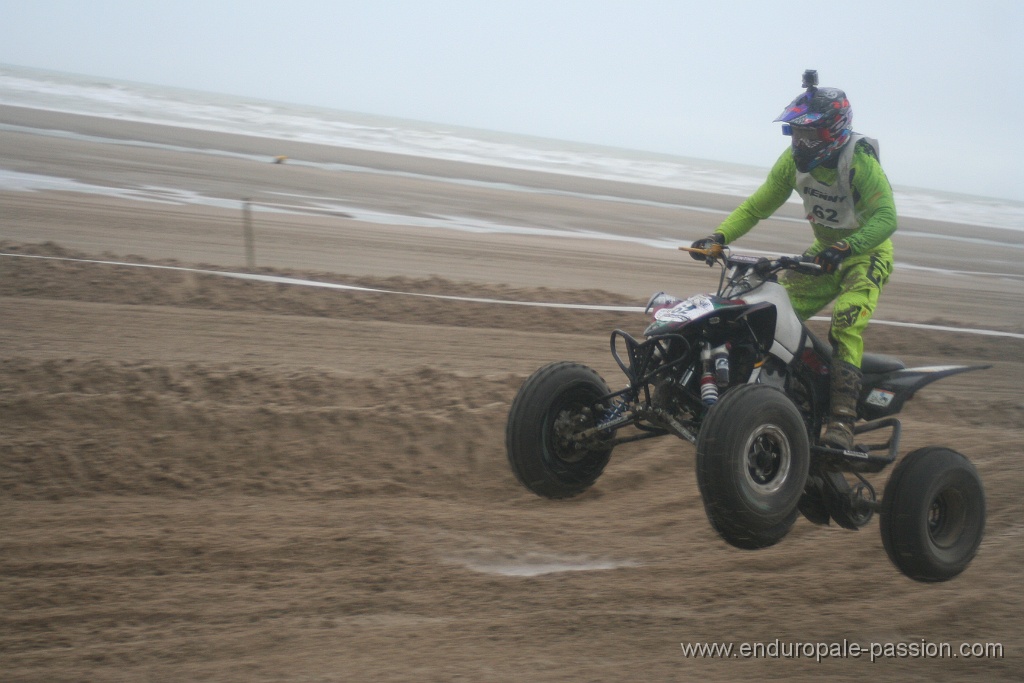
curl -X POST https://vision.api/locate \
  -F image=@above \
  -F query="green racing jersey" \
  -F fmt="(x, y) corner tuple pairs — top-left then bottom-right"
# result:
(714, 139), (897, 256)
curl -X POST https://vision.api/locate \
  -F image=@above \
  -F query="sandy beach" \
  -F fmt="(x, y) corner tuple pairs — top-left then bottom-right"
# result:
(1, 105), (1022, 681)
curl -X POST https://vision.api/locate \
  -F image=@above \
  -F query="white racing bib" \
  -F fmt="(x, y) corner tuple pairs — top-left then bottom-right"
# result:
(795, 134), (879, 231)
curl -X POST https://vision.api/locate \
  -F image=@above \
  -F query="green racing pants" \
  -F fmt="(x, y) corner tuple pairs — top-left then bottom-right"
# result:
(781, 243), (894, 368)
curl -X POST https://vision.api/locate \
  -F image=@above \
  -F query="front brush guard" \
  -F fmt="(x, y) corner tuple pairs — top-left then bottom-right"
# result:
(610, 329), (692, 392)
(588, 330), (700, 444)
(565, 330), (699, 448)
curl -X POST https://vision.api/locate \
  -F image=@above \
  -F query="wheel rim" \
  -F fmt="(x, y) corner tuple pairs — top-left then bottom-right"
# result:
(741, 424), (792, 495)
(551, 407), (590, 463)
(546, 386), (605, 465)
(927, 487), (968, 549)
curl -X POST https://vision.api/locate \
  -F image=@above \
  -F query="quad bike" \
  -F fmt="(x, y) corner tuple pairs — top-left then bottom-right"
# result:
(506, 244), (988, 582)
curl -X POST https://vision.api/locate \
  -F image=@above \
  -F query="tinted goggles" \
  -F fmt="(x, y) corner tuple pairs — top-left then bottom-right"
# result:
(784, 124), (830, 148)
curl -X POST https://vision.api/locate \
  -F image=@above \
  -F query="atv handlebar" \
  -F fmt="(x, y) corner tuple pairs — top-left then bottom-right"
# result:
(679, 245), (823, 276)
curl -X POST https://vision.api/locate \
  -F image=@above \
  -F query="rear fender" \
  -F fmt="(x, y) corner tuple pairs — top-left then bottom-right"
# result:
(859, 365), (991, 420)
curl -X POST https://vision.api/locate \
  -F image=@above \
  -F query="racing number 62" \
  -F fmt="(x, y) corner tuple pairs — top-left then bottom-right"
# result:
(812, 205), (839, 223)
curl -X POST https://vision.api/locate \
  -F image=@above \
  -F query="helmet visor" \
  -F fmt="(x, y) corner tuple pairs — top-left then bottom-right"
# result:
(775, 91), (822, 125)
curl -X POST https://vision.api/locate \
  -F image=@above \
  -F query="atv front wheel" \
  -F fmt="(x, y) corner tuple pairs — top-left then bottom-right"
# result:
(879, 446), (985, 582)
(696, 385), (810, 549)
(506, 362), (613, 499)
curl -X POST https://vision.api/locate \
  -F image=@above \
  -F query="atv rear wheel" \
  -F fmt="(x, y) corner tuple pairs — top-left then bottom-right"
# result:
(506, 362), (613, 499)
(879, 446), (985, 582)
(696, 385), (810, 549)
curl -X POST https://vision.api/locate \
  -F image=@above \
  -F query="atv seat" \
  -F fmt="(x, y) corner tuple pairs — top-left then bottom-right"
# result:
(807, 329), (906, 374)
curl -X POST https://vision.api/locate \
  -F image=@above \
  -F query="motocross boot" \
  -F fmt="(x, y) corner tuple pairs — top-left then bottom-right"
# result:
(823, 361), (862, 451)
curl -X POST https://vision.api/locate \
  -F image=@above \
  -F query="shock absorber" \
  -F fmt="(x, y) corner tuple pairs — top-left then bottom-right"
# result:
(712, 343), (730, 388)
(601, 399), (629, 425)
(700, 344), (718, 406)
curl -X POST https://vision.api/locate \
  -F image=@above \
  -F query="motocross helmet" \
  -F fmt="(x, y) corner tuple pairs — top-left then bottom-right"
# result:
(776, 86), (852, 172)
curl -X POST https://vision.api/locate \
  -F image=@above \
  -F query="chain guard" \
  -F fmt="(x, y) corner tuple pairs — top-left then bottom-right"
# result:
(799, 471), (876, 529)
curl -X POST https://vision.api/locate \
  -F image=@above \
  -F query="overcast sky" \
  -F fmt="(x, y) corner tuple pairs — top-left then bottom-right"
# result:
(1, 1), (1022, 201)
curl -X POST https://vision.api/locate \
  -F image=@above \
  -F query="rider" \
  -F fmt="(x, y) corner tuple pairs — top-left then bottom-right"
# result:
(690, 70), (897, 451)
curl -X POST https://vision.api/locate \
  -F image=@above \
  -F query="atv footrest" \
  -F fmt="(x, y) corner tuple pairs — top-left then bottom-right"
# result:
(811, 417), (901, 473)
(811, 446), (895, 473)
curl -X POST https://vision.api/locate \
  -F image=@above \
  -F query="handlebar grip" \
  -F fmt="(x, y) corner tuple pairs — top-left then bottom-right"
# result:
(678, 244), (725, 257)
(796, 258), (823, 274)
(777, 255), (823, 274)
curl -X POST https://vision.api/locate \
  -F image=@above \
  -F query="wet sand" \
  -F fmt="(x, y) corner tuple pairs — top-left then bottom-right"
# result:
(1, 107), (1021, 681)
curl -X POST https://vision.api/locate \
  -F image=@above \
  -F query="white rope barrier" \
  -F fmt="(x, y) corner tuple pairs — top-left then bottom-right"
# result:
(3, 252), (1022, 339)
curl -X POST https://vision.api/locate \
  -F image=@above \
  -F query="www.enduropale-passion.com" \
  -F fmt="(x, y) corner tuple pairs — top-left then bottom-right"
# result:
(680, 639), (1004, 663)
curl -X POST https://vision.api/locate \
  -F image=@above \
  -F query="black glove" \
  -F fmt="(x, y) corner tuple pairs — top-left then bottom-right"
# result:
(814, 240), (852, 274)
(689, 233), (725, 261)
